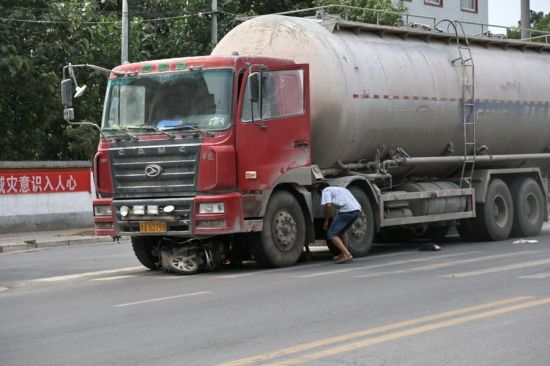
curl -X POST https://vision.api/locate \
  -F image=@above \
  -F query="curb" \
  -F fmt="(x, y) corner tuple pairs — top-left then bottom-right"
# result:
(0, 237), (124, 253)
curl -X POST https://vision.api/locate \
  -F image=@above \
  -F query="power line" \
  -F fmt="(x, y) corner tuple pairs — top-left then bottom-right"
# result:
(0, 10), (236, 25)
(142, 11), (236, 21)
(0, 7), (125, 16)
(0, 17), (117, 24)
(0, 17), (65, 24)
(142, 13), (196, 22)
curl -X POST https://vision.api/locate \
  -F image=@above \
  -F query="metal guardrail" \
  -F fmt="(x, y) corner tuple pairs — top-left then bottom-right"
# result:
(237, 4), (550, 44)
(526, 34), (550, 43)
(237, 4), (435, 27)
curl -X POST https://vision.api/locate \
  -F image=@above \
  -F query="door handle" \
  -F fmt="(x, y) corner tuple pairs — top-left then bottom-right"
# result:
(292, 140), (309, 149)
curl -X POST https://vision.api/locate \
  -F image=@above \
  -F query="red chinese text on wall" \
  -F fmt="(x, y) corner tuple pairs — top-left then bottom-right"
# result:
(0, 169), (91, 195)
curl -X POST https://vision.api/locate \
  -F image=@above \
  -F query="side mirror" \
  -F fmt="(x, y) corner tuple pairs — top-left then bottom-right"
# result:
(61, 79), (74, 108)
(248, 72), (261, 103)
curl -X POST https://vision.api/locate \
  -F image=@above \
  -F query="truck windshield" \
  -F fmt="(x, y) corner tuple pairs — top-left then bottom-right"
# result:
(101, 69), (233, 135)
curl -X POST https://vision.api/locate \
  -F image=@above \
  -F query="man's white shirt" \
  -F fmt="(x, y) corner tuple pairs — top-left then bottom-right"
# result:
(321, 187), (361, 213)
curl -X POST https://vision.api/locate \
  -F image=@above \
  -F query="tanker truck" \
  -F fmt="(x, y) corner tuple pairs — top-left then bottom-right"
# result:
(60, 13), (550, 274)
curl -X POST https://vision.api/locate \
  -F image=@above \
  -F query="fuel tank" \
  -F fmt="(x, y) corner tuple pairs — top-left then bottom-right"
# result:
(212, 15), (550, 175)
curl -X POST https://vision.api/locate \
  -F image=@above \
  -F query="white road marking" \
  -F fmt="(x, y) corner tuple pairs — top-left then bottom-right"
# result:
(186, 251), (423, 280)
(519, 272), (550, 279)
(354, 252), (536, 279)
(409, 251), (537, 271)
(0, 286), (8, 293)
(32, 266), (144, 282)
(294, 251), (483, 278)
(354, 270), (410, 279)
(114, 291), (210, 307)
(441, 258), (550, 278)
(158, 275), (190, 280)
(213, 273), (256, 279)
(92, 275), (137, 281)
(360, 251), (419, 259)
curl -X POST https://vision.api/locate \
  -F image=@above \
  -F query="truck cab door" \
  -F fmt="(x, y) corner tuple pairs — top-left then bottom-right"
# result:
(236, 64), (311, 191)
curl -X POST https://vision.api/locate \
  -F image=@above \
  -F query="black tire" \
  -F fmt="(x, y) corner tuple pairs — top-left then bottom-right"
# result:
(378, 228), (412, 243)
(251, 191), (306, 268)
(379, 225), (448, 243)
(457, 217), (479, 242)
(131, 236), (160, 270)
(326, 187), (374, 258)
(476, 178), (514, 241)
(424, 225), (450, 241)
(510, 177), (545, 237)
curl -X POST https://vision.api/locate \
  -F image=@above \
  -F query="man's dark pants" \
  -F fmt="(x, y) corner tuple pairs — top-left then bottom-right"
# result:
(327, 210), (361, 240)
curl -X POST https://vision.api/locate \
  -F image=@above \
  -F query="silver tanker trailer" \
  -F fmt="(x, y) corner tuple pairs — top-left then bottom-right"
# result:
(213, 14), (550, 251)
(61, 11), (550, 274)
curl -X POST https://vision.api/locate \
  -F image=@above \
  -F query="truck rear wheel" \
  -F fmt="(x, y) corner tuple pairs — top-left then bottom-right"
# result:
(131, 236), (161, 270)
(510, 177), (544, 237)
(251, 191), (306, 268)
(424, 225), (450, 241)
(457, 218), (479, 242)
(476, 178), (514, 241)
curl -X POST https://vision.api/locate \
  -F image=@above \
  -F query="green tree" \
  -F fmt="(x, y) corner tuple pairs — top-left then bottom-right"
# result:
(314, 0), (405, 25)
(507, 10), (550, 41)
(532, 11), (550, 42)
(0, 1), (119, 160)
(3, 0), (386, 161)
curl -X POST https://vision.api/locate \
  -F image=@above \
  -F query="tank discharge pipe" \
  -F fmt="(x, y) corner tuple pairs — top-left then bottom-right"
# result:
(391, 153), (550, 167)
(322, 159), (392, 180)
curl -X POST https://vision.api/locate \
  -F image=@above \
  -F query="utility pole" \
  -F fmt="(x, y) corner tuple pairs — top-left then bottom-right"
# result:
(121, 0), (129, 64)
(520, 0), (530, 40)
(211, 0), (218, 45)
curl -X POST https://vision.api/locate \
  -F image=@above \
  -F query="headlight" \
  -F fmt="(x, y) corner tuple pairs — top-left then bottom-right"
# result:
(133, 205), (145, 215)
(120, 206), (130, 217)
(147, 205), (159, 215)
(199, 202), (225, 214)
(94, 205), (113, 216)
(163, 205), (175, 213)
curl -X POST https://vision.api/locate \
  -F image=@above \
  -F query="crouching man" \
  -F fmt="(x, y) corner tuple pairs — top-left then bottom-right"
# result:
(320, 184), (362, 264)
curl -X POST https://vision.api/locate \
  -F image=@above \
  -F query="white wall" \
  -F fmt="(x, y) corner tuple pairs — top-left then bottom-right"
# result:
(402, 0), (489, 35)
(0, 162), (95, 232)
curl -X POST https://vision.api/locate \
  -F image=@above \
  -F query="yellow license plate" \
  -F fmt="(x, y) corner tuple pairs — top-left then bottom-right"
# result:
(139, 222), (167, 233)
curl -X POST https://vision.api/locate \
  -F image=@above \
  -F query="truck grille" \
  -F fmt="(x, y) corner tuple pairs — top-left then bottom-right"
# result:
(113, 198), (193, 235)
(110, 141), (201, 198)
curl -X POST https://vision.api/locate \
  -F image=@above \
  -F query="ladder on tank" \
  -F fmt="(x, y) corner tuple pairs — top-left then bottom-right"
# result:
(452, 23), (477, 188)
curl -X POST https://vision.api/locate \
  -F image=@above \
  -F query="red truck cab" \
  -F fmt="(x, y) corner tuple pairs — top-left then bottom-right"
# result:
(91, 56), (312, 272)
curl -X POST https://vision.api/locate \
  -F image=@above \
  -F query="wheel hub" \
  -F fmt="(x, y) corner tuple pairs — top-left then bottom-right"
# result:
(350, 212), (367, 241)
(492, 194), (508, 228)
(170, 256), (198, 273)
(525, 193), (538, 222)
(272, 210), (297, 251)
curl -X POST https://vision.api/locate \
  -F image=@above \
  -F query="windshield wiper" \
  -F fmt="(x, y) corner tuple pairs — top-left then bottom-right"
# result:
(125, 126), (177, 139)
(162, 125), (214, 137)
(103, 127), (139, 141)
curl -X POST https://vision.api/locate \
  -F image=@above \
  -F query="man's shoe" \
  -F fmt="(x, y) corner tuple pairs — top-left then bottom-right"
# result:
(335, 254), (353, 264)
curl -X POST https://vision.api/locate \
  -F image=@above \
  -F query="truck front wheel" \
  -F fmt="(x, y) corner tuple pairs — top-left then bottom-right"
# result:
(131, 236), (161, 270)
(251, 191), (306, 268)
(346, 187), (375, 257)
(325, 187), (375, 257)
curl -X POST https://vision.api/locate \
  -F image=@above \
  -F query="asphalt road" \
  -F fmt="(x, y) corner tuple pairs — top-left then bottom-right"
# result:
(1, 227), (550, 366)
